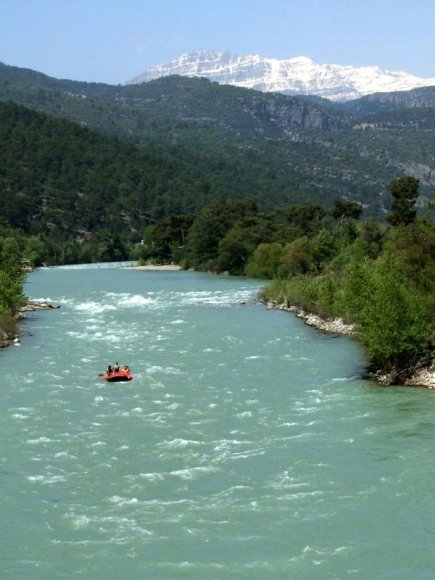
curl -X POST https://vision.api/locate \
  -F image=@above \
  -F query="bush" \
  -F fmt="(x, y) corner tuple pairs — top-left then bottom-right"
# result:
(345, 253), (431, 370)
(246, 243), (284, 279)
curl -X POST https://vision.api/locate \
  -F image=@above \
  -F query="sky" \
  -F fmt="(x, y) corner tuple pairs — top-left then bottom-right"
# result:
(1, 0), (434, 84)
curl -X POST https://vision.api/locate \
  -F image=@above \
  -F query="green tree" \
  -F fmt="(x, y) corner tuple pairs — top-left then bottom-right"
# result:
(279, 237), (315, 277)
(23, 236), (47, 266)
(384, 220), (435, 299)
(342, 257), (373, 322)
(353, 219), (385, 259)
(217, 214), (272, 274)
(185, 200), (258, 270)
(246, 243), (284, 279)
(311, 228), (337, 271)
(386, 176), (420, 226)
(275, 204), (327, 238)
(348, 253), (430, 374)
(139, 214), (194, 264)
(332, 199), (363, 221)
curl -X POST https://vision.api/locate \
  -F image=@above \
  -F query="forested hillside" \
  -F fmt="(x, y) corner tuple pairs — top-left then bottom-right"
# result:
(340, 86), (435, 117)
(0, 100), (256, 262)
(1, 62), (434, 217)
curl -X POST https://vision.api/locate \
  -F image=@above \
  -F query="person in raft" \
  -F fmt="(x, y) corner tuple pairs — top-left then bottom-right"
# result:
(106, 362), (131, 376)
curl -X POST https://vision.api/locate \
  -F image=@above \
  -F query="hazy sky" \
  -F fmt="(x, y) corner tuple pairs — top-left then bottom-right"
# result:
(1, 0), (434, 84)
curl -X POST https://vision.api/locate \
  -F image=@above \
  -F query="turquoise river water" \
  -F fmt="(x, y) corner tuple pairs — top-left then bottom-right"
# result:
(1, 263), (435, 579)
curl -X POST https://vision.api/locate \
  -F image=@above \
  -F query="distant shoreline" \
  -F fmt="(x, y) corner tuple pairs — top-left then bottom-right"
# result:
(124, 264), (182, 271)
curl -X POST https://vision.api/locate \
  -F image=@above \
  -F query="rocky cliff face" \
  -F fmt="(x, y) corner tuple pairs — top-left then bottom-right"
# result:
(127, 51), (435, 101)
(247, 94), (345, 132)
(120, 75), (347, 134)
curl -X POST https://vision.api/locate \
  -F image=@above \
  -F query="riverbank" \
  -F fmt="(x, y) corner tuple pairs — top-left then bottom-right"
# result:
(267, 300), (355, 335)
(266, 299), (435, 389)
(19, 300), (61, 315)
(0, 301), (60, 348)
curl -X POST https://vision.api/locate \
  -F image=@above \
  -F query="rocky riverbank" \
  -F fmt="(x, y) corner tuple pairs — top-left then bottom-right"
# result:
(0, 301), (60, 348)
(266, 300), (435, 389)
(18, 300), (61, 316)
(267, 300), (355, 335)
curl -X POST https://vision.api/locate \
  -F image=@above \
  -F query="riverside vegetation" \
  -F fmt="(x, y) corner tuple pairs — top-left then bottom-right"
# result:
(0, 237), (26, 346)
(137, 177), (434, 386)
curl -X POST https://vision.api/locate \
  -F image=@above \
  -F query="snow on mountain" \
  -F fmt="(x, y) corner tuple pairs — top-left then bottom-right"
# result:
(127, 51), (435, 101)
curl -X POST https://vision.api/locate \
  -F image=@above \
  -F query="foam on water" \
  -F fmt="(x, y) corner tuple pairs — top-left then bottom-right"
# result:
(157, 438), (204, 449)
(75, 301), (117, 314)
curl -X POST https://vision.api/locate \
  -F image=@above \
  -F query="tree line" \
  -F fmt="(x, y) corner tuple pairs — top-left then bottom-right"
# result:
(138, 177), (434, 383)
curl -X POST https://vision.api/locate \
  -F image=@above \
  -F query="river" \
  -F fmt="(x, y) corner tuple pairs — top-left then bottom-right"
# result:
(1, 263), (435, 579)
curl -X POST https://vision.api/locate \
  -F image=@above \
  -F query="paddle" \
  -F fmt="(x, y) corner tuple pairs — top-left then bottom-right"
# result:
(98, 373), (105, 376)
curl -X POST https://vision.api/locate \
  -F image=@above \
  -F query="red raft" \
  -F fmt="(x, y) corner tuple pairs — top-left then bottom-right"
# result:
(103, 371), (134, 382)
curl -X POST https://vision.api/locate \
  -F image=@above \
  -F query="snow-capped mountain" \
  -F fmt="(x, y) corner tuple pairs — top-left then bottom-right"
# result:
(127, 51), (435, 101)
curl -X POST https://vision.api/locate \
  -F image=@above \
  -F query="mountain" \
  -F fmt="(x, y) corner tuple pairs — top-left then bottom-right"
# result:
(127, 51), (435, 102)
(0, 61), (434, 221)
(339, 85), (435, 117)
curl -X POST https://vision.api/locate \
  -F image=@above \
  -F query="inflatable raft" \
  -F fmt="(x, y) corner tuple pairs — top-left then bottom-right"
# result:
(103, 371), (134, 382)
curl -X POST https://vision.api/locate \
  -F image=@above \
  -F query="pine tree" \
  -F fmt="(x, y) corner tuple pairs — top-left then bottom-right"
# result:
(386, 176), (420, 226)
